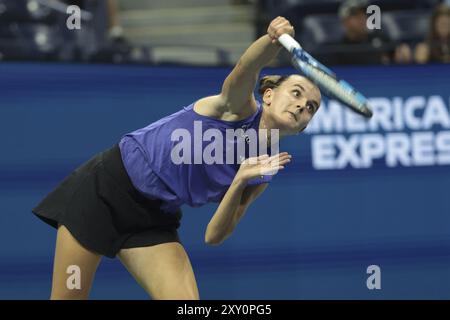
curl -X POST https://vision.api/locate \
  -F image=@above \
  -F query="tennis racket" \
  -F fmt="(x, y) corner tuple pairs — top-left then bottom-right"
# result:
(278, 34), (373, 119)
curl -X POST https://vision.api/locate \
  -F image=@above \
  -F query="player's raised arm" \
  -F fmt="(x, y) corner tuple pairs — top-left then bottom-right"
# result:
(220, 16), (295, 116)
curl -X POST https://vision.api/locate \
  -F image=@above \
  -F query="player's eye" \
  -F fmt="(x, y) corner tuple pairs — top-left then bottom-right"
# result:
(306, 102), (315, 113)
(292, 89), (301, 97)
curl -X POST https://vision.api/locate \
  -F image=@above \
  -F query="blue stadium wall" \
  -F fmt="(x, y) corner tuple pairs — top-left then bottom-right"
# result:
(1, 62), (449, 299)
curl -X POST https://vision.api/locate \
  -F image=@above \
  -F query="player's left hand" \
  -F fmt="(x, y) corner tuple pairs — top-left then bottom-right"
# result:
(236, 152), (292, 183)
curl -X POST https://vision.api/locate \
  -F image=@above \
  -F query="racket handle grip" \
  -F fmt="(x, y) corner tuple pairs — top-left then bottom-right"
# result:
(278, 34), (301, 53)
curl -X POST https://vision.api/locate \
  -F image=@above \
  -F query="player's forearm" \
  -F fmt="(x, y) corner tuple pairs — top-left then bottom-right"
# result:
(238, 35), (282, 72)
(205, 178), (246, 245)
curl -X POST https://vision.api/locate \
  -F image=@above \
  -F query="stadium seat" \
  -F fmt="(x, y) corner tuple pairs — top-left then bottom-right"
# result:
(299, 14), (344, 48)
(382, 10), (430, 43)
(0, 0), (58, 23)
(0, 23), (65, 60)
(371, 0), (440, 11)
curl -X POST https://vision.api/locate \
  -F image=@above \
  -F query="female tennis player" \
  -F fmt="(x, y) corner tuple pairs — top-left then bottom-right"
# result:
(32, 16), (321, 300)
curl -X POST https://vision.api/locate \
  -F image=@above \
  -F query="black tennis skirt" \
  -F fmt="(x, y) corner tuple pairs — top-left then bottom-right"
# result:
(32, 143), (182, 258)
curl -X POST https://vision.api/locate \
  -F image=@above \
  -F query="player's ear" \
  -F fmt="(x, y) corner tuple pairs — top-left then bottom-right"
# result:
(263, 88), (273, 106)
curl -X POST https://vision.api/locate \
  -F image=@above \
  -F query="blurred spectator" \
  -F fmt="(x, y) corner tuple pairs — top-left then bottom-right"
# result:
(415, 3), (450, 63)
(105, 0), (125, 41)
(62, 0), (132, 62)
(331, 0), (412, 65)
(65, 0), (125, 44)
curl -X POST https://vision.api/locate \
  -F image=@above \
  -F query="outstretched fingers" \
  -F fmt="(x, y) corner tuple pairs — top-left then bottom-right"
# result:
(262, 152), (292, 165)
(259, 152), (292, 175)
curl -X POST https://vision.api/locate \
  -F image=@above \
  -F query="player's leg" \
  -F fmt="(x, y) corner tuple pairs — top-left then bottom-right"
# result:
(118, 242), (199, 300)
(50, 225), (102, 300)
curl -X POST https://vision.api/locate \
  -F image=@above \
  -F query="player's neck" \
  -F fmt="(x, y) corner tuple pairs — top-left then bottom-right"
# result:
(259, 108), (286, 146)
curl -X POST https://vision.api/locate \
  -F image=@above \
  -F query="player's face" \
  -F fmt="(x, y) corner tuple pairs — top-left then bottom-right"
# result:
(263, 75), (321, 135)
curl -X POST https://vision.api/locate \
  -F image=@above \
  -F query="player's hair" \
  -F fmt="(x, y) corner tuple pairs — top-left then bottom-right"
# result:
(258, 75), (290, 96)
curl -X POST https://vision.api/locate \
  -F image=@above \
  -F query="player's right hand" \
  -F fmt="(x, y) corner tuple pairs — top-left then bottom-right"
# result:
(267, 16), (295, 44)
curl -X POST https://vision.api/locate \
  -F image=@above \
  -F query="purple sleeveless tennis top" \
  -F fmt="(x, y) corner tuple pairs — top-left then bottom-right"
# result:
(118, 100), (273, 213)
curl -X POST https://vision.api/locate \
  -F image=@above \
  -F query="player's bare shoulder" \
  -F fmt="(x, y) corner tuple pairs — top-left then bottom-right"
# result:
(193, 94), (257, 122)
